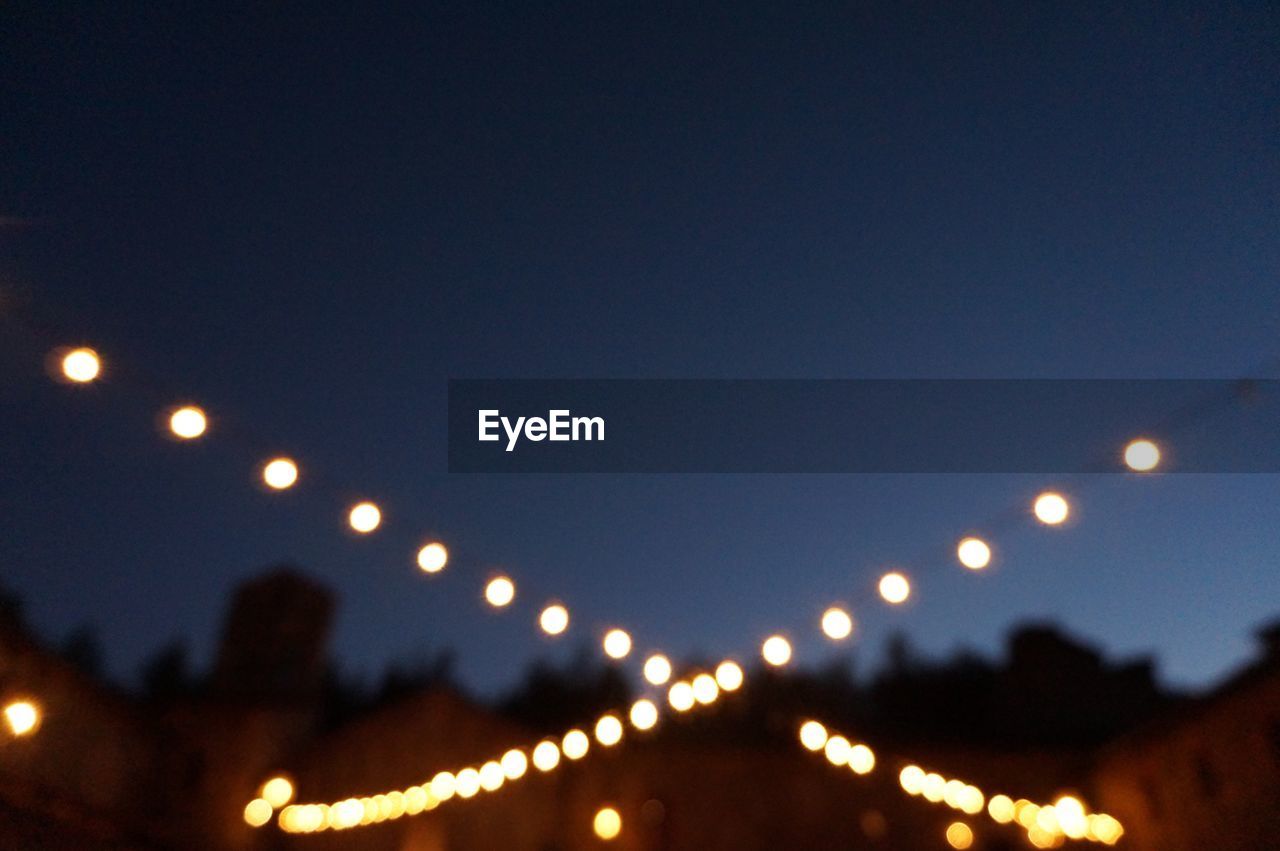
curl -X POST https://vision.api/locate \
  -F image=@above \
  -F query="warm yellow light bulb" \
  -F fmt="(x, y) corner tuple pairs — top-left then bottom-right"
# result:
(714, 660), (744, 691)
(761, 634), (792, 666)
(691, 673), (719, 704)
(539, 603), (569, 635)
(454, 768), (481, 798)
(593, 806), (622, 840)
(429, 771), (456, 801)
(1033, 491), (1069, 525)
(799, 720), (828, 751)
(243, 798), (272, 827)
(823, 734), (851, 766)
(667, 681), (695, 712)
(821, 607), (853, 640)
(595, 714), (624, 746)
(848, 744), (875, 774)
(500, 749), (528, 780)
(956, 537), (991, 570)
(562, 729), (590, 760)
(478, 760), (504, 792)
(484, 576), (515, 607)
(260, 775), (295, 808)
(416, 542), (448, 573)
(3, 700), (40, 736)
(878, 572), (911, 604)
(945, 822), (974, 849)
(168, 406), (207, 439)
(643, 654), (672, 685)
(1124, 438), (1160, 472)
(602, 628), (632, 659)
(262, 458), (299, 490)
(988, 794), (1015, 823)
(348, 501), (381, 533)
(629, 699), (658, 730)
(60, 347), (101, 383)
(531, 740), (560, 771)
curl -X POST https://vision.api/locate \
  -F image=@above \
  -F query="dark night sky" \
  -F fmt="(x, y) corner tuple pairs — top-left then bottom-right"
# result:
(1, 2), (1277, 696)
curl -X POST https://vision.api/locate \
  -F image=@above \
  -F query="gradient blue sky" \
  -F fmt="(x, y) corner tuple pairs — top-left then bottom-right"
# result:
(1, 1), (1277, 696)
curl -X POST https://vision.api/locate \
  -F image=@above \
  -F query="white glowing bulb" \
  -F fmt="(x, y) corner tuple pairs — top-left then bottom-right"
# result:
(1033, 491), (1069, 525)
(956, 537), (991, 570)
(643, 654), (672, 685)
(878, 572), (910, 604)
(821, 607), (853, 640)
(348, 501), (381, 533)
(1124, 439), (1160, 472)
(761, 635), (792, 666)
(60, 348), (101, 383)
(416, 542), (448, 573)
(485, 576), (515, 607)
(602, 628), (632, 659)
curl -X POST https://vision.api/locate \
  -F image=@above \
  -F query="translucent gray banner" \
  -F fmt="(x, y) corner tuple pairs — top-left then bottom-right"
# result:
(447, 379), (1277, 473)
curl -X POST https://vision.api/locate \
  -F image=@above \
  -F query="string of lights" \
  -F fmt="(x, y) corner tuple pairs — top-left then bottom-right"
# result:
(9, 332), (1266, 848)
(797, 719), (1125, 848)
(38, 343), (658, 673)
(242, 661), (744, 834)
(42, 343), (1189, 686)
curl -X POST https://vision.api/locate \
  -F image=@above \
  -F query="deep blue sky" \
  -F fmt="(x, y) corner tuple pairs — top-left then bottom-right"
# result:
(1, 2), (1277, 696)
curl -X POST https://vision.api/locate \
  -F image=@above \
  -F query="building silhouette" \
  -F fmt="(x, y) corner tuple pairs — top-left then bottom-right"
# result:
(0, 568), (1277, 849)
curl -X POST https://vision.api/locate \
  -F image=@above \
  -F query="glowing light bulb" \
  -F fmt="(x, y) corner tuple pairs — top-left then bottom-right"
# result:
(595, 714), (624, 746)
(454, 768), (481, 798)
(799, 720), (828, 751)
(956, 537), (991, 570)
(849, 744), (875, 774)
(404, 786), (427, 815)
(761, 635), (792, 666)
(1033, 491), (1069, 525)
(899, 765), (925, 795)
(593, 806), (622, 840)
(629, 699), (658, 730)
(667, 681), (695, 712)
(429, 771), (456, 801)
(348, 501), (381, 533)
(539, 603), (569, 635)
(988, 794), (1015, 823)
(478, 761), (504, 792)
(824, 735), (851, 766)
(714, 660), (744, 691)
(3, 700), (39, 736)
(821, 607), (853, 640)
(60, 347), (101, 383)
(243, 798), (272, 827)
(532, 740), (560, 772)
(878, 572), (910, 604)
(1054, 795), (1088, 839)
(168, 406), (207, 439)
(484, 576), (515, 608)
(260, 776), (295, 808)
(691, 673), (719, 704)
(562, 729), (589, 760)
(602, 628), (632, 659)
(501, 749), (528, 780)
(416, 542), (448, 573)
(945, 822), (974, 849)
(1124, 438), (1160, 472)
(262, 458), (299, 490)
(643, 654), (672, 685)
